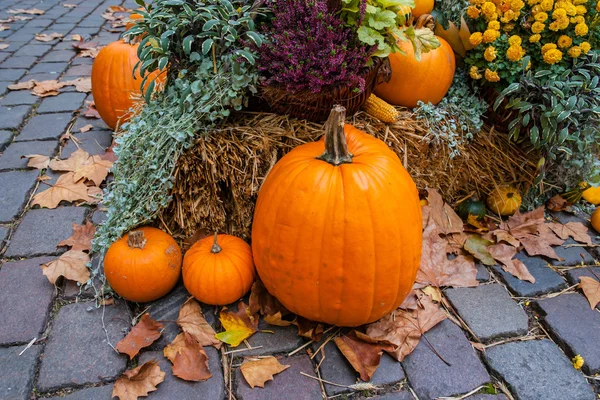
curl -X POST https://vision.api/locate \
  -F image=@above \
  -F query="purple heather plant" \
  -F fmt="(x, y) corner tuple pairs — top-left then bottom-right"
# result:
(255, 0), (372, 94)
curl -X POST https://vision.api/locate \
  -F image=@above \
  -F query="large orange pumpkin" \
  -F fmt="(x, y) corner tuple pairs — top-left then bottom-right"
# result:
(183, 233), (256, 305)
(104, 227), (182, 302)
(374, 37), (456, 108)
(412, 0), (434, 17)
(251, 106), (422, 327)
(91, 40), (165, 130)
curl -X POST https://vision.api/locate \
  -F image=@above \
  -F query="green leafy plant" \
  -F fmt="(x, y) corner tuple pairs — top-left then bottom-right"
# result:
(433, 0), (469, 30)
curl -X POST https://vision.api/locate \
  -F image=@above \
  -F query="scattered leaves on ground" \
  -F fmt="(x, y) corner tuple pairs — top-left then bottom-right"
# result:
(62, 3), (77, 8)
(296, 317), (324, 341)
(73, 155), (113, 186)
(463, 235), (495, 265)
(8, 8), (44, 15)
(579, 276), (600, 309)
(171, 333), (212, 382)
(426, 189), (464, 235)
(41, 250), (90, 284)
(63, 77), (92, 93)
(112, 360), (165, 400)
(116, 314), (164, 359)
(547, 222), (592, 246)
(32, 172), (89, 209)
(488, 243), (535, 283)
(176, 299), (221, 348)
(8, 80), (35, 90)
(82, 101), (101, 118)
(23, 154), (49, 169)
(49, 149), (90, 171)
(240, 356), (290, 388)
(0, 43), (9, 50)
(215, 302), (259, 347)
(35, 32), (64, 42)
(334, 330), (395, 381)
(79, 124), (93, 133)
(58, 221), (95, 251)
(31, 80), (65, 97)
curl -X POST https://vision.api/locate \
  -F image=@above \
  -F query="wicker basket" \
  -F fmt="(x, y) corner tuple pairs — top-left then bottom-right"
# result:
(257, 57), (392, 123)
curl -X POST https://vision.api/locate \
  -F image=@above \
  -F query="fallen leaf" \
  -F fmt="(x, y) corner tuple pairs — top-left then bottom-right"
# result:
(249, 279), (289, 317)
(537, 224), (566, 246)
(296, 317), (324, 341)
(35, 32), (64, 42)
(546, 194), (570, 211)
(32, 172), (89, 209)
(519, 234), (562, 261)
(366, 294), (447, 361)
(116, 314), (164, 359)
(31, 80), (65, 97)
(41, 250), (90, 284)
(63, 77), (91, 93)
(171, 333), (212, 381)
(500, 207), (545, 239)
(421, 285), (442, 302)
(62, 3), (77, 8)
(82, 102), (101, 118)
(163, 333), (187, 363)
(427, 189), (464, 235)
(87, 186), (103, 203)
(73, 155), (113, 186)
(23, 154), (49, 169)
(37, 175), (51, 182)
(0, 44), (9, 50)
(463, 235), (495, 265)
(7, 8), (45, 15)
(107, 5), (128, 12)
(112, 360), (165, 400)
(334, 330), (395, 381)
(49, 149), (91, 172)
(72, 38), (99, 50)
(240, 356), (290, 388)
(0, 25), (9, 31)
(445, 232), (468, 255)
(101, 142), (118, 162)
(176, 299), (221, 348)
(399, 289), (419, 310)
(79, 124), (93, 133)
(215, 302), (258, 347)
(58, 221), (96, 251)
(71, 34), (82, 41)
(78, 47), (101, 58)
(264, 312), (295, 327)
(547, 222), (592, 246)
(488, 243), (535, 283)
(8, 80), (36, 90)
(579, 276), (600, 309)
(492, 230), (520, 247)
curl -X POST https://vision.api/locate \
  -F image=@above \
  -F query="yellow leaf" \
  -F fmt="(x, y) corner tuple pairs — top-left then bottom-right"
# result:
(421, 285), (442, 302)
(215, 302), (258, 347)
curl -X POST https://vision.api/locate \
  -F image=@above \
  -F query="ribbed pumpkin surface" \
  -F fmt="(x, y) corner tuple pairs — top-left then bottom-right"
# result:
(252, 123), (422, 327)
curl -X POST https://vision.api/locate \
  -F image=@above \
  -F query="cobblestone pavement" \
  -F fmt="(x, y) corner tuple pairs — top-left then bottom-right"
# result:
(0, 1), (599, 399)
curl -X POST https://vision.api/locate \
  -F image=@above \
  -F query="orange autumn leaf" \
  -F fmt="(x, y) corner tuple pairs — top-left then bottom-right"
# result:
(334, 330), (396, 381)
(73, 155), (113, 186)
(547, 222), (593, 246)
(164, 333), (187, 363)
(215, 302), (258, 347)
(115, 314), (164, 359)
(546, 194), (569, 211)
(32, 172), (89, 209)
(23, 154), (50, 170)
(58, 221), (95, 251)
(427, 189), (464, 235)
(249, 279), (289, 317)
(296, 317), (324, 341)
(579, 276), (600, 309)
(264, 312), (295, 327)
(49, 149), (91, 172)
(41, 250), (90, 284)
(488, 243), (535, 283)
(112, 360), (165, 400)
(171, 332), (212, 382)
(176, 299), (221, 348)
(240, 356), (290, 388)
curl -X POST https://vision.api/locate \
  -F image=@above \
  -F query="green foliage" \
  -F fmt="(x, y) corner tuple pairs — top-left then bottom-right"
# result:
(494, 52), (600, 190)
(433, 0), (469, 30)
(414, 70), (487, 158)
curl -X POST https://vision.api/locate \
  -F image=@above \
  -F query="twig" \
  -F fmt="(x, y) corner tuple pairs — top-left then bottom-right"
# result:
(310, 328), (340, 360)
(420, 332), (451, 367)
(437, 384), (491, 399)
(483, 334), (545, 349)
(564, 243), (599, 248)
(584, 375), (600, 381)
(223, 346), (263, 355)
(300, 372), (381, 391)
(19, 337), (37, 356)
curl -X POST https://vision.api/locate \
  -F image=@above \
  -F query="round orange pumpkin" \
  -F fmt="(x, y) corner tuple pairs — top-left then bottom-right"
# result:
(591, 208), (600, 232)
(487, 186), (522, 216)
(104, 227), (182, 302)
(126, 8), (144, 31)
(582, 185), (600, 205)
(91, 40), (165, 130)
(252, 106), (422, 327)
(412, 0), (434, 17)
(183, 233), (256, 305)
(374, 37), (456, 108)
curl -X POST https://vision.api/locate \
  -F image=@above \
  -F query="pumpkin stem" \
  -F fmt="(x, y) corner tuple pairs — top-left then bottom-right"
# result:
(127, 230), (147, 249)
(211, 232), (222, 254)
(317, 105), (353, 166)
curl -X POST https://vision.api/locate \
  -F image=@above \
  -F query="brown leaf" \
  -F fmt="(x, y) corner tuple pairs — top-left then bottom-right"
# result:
(579, 276), (600, 309)
(8, 80), (36, 90)
(41, 250), (90, 284)
(8, 8), (45, 15)
(79, 124), (93, 133)
(463, 235), (495, 265)
(500, 207), (545, 239)
(264, 312), (295, 327)
(519, 234), (562, 261)
(163, 333), (187, 363)
(78, 47), (101, 58)
(100, 142), (118, 162)
(249, 279), (289, 317)
(73, 155), (113, 186)
(182, 229), (210, 251)
(35, 32), (64, 42)
(366, 294), (446, 361)
(334, 330), (395, 381)
(546, 194), (570, 211)
(63, 77), (91, 93)
(0, 43), (9, 50)
(177, 299), (221, 348)
(427, 189), (464, 235)
(32, 172), (89, 209)
(87, 186), (103, 203)
(58, 221), (96, 251)
(116, 314), (164, 359)
(112, 360), (165, 400)
(82, 102), (101, 118)
(107, 5), (128, 12)
(536, 224), (566, 246)
(547, 222), (592, 246)
(63, 3), (77, 8)
(72, 38), (99, 50)
(399, 289), (419, 310)
(31, 80), (65, 97)
(49, 149), (90, 172)
(215, 302), (259, 347)
(296, 317), (324, 341)
(492, 229), (520, 247)
(23, 154), (50, 169)
(488, 243), (535, 283)
(171, 333), (212, 381)
(445, 232), (468, 255)
(240, 356), (290, 388)
(421, 285), (442, 302)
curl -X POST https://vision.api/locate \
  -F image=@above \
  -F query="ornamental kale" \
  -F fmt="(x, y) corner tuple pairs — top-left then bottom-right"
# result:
(255, 0), (372, 93)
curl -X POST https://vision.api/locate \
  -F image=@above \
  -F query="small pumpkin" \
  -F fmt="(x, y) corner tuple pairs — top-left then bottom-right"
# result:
(487, 187), (522, 216)
(183, 233), (256, 306)
(582, 185), (600, 205)
(252, 105), (422, 327)
(104, 227), (182, 303)
(562, 182), (589, 205)
(457, 197), (486, 221)
(591, 208), (600, 233)
(126, 8), (144, 31)
(91, 40), (165, 130)
(412, 0), (434, 17)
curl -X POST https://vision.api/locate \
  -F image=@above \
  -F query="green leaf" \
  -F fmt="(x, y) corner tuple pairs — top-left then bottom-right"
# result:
(357, 25), (386, 47)
(183, 36), (194, 55)
(464, 235), (495, 266)
(202, 38), (213, 55)
(158, 56), (168, 71)
(203, 20), (220, 31)
(234, 49), (255, 65)
(144, 79), (155, 104)
(245, 31), (262, 47)
(367, 10), (398, 30)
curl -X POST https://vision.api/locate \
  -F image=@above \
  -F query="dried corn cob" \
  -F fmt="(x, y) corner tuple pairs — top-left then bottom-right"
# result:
(363, 94), (400, 123)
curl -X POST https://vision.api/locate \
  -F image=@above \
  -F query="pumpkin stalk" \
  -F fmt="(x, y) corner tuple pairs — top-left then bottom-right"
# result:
(127, 230), (147, 249)
(211, 232), (222, 254)
(317, 105), (353, 166)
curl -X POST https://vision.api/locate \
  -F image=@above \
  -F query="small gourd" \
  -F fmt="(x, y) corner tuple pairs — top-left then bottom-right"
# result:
(457, 197), (486, 221)
(582, 185), (600, 205)
(591, 208), (600, 233)
(487, 186), (522, 216)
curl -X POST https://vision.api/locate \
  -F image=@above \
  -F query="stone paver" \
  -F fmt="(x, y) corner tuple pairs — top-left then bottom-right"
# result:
(0, 56), (37, 69)
(46, 385), (114, 400)
(29, 61), (69, 75)
(72, 114), (110, 131)
(5, 206), (86, 257)
(0, 225), (8, 246)
(402, 319), (490, 400)
(566, 266), (600, 286)
(37, 300), (130, 391)
(0, 68), (26, 81)
(476, 264), (490, 281)
(13, 44), (51, 57)
(368, 391), (414, 400)
(61, 129), (113, 157)
(16, 112), (72, 141)
(0, 256), (55, 345)
(40, 50), (76, 63)
(551, 238), (595, 266)
(492, 251), (566, 297)
(241, 319), (305, 357)
(0, 139), (58, 170)
(235, 354), (322, 400)
(0, 129), (11, 149)
(0, 345), (41, 400)
(445, 284), (528, 342)
(484, 340), (595, 400)
(138, 349), (224, 399)
(536, 293), (600, 374)
(37, 92), (86, 113)
(1, 90), (38, 106)
(0, 105), (31, 130)
(0, 170), (38, 222)
(92, 209), (107, 225)
(314, 341), (405, 397)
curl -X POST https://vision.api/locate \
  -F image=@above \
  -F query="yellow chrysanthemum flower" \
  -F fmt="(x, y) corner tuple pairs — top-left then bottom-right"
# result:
(508, 35), (522, 45)
(568, 45), (582, 57)
(573, 0), (587, 4)
(502, 9), (516, 21)
(503, 23), (516, 31)
(575, 22), (588, 35)
(535, 11), (549, 21)
(540, 0), (554, 10)
(575, 5), (587, 13)
(572, 355), (584, 370)
(488, 20), (501, 29)
(557, 35), (573, 47)
(528, 0), (540, 5)
(470, 32), (484, 45)
(580, 41), (591, 53)
(471, 0), (485, 5)
(558, 16), (570, 29)
(543, 48), (563, 64)
(482, 1), (497, 15)
(549, 20), (561, 30)
(565, 3), (577, 15)
(489, 12), (499, 20)
(484, 46), (497, 61)
(574, 15), (585, 23)
(483, 29), (501, 42)
(542, 42), (557, 53)
(507, 45), (525, 61)
(531, 21), (546, 33)
(529, 33), (542, 42)
(470, 66), (483, 79)
(511, 0), (525, 10)
(553, 8), (567, 18)
(485, 68), (501, 82)
(467, 6), (481, 18)
(532, 4), (543, 12)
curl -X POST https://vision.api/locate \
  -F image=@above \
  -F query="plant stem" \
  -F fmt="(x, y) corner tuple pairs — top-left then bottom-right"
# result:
(211, 232), (222, 253)
(317, 105), (353, 166)
(128, 230), (147, 249)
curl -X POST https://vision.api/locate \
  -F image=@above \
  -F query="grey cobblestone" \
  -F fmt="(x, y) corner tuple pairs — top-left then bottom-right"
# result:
(0, 345), (41, 400)
(0, 105), (31, 130)
(1, 90), (37, 106)
(0, 139), (58, 170)
(0, 170), (38, 222)
(16, 112), (72, 141)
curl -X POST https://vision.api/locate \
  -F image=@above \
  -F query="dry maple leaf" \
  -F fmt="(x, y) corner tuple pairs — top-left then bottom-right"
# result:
(73, 155), (113, 186)
(249, 279), (289, 317)
(264, 312), (295, 327)
(176, 299), (221, 348)
(87, 186), (103, 203)
(463, 235), (495, 266)
(58, 221), (96, 251)
(101, 142), (118, 162)
(112, 360), (165, 400)
(296, 317), (325, 341)
(240, 356), (290, 388)
(492, 229), (520, 248)
(31, 80), (66, 97)
(427, 189), (464, 235)
(82, 101), (101, 118)
(547, 222), (592, 246)
(500, 207), (545, 239)
(421, 285), (442, 302)
(79, 124), (93, 133)
(0, 43), (9, 50)
(579, 276), (600, 309)
(445, 232), (468, 255)
(334, 330), (396, 381)
(488, 243), (535, 283)
(32, 172), (89, 209)
(546, 194), (570, 212)
(163, 333), (187, 363)
(35, 32), (64, 42)
(78, 47), (101, 58)
(49, 149), (90, 172)
(8, 80), (36, 90)
(72, 38), (99, 50)
(107, 5), (128, 12)
(171, 332), (212, 382)
(8, 8), (45, 14)
(63, 3), (77, 8)
(519, 234), (563, 261)
(23, 154), (50, 169)
(41, 250), (90, 284)
(63, 77), (91, 93)
(366, 294), (447, 361)
(115, 314), (164, 359)
(215, 302), (259, 347)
